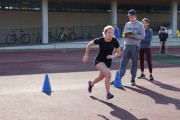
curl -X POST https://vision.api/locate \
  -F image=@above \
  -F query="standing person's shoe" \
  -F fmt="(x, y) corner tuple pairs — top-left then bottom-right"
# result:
(106, 93), (114, 100)
(131, 79), (136, 86)
(149, 75), (154, 81)
(111, 81), (114, 85)
(138, 73), (145, 79)
(88, 81), (93, 93)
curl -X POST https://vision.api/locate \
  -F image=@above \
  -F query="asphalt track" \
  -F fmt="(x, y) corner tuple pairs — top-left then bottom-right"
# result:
(0, 48), (179, 120)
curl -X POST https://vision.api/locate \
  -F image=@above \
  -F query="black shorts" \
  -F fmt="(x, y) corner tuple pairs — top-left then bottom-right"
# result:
(94, 59), (112, 68)
(160, 39), (167, 42)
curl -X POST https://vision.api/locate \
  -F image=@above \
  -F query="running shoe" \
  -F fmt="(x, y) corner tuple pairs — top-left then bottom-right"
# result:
(138, 73), (146, 79)
(88, 81), (93, 93)
(107, 93), (114, 100)
(131, 79), (136, 86)
(149, 75), (154, 81)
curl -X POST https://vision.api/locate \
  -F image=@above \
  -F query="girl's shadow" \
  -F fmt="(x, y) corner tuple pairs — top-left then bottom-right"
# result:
(90, 96), (148, 120)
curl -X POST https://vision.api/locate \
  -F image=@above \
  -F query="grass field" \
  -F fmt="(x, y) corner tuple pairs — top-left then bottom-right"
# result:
(152, 54), (180, 65)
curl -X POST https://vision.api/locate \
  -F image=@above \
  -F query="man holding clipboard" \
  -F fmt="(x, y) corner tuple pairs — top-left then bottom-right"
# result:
(111, 9), (145, 86)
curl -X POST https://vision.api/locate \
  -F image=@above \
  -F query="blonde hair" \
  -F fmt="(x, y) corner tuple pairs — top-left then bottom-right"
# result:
(102, 25), (114, 37)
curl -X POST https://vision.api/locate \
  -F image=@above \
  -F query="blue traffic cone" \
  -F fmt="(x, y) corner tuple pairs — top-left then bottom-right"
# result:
(113, 71), (123, 88)
(42, 74), (52, 93)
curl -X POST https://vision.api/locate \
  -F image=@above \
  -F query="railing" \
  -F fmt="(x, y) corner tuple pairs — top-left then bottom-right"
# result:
(0, 25), (105, 45)
(0, 22), (171, 45)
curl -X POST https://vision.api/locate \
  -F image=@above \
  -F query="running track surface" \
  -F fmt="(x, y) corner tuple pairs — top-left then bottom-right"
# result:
(0, 48), (179, 76)
(0, 47), (179, 120)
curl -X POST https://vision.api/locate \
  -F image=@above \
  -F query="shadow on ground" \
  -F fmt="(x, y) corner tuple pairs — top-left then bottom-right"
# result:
(90, 96), (148, 120)
(124, 85), (180, 110)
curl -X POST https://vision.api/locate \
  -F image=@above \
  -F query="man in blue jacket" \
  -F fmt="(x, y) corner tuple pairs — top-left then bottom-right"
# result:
(113, 24), (121, 43)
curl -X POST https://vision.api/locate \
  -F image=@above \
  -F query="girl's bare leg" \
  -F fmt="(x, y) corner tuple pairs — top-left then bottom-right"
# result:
(91, 71), (105, 86)
(96, 63), (111, 93)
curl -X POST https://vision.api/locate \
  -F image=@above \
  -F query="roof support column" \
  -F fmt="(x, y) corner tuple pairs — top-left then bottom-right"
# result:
(111, 0), (117, 25)
(170, 0), (178, 37)
(41, 0), (48, 43)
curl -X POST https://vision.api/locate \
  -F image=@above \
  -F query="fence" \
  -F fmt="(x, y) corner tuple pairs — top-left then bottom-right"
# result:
(0, 22), (170, 45)
(0, 25), (105, 45)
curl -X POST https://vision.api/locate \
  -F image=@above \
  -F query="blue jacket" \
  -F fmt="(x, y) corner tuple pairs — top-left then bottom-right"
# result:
(114, 27), (120, 40)
(140, 28), (153, 48)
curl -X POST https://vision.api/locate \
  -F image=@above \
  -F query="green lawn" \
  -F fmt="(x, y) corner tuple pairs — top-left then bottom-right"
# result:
(152, 54), (180, 65)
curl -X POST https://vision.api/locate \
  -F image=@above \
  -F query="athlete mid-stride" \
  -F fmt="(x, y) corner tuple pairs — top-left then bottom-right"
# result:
(82, 25), (121, 100)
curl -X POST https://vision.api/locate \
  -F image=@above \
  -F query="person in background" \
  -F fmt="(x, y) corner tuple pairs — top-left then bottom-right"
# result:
(82, 25), (121, 100)
(138, 18), (154, 81)
(111, 9), (145, 86)
(113, 24), (121, 43)
(158, 26), (168, 54)
(112, 24), (121, 54)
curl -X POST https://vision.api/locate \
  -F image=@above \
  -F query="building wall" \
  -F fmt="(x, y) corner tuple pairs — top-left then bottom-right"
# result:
(49, 12), (111, 27)
(0, 10), (179, 44)
(0, 10), (41, 30)
(0, 10), (179, 29)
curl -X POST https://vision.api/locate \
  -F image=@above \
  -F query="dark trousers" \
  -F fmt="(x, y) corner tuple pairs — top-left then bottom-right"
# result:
(161, 41), (165, 53)
(139, 48), (152, 73)
(120, 45), (139, 79)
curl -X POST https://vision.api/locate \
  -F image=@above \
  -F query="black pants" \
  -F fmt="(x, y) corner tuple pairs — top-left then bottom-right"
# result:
(161, 41), (165, 53)
(139, 48), (152, 73)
